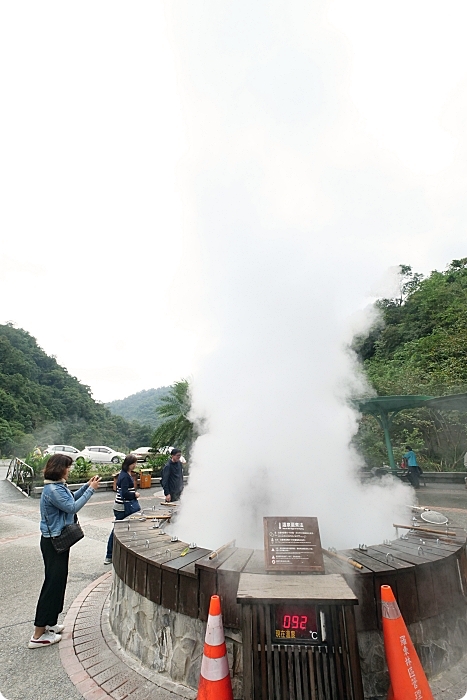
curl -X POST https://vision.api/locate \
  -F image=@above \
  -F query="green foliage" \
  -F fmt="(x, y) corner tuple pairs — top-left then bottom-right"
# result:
(93, 463), (118, 479)
(23, 451), (49, 476)
(0, 324), (152, 457)
(146, 452), (169, 477)
(106, 387), (170, 428)
(70, 458), (92, 481)
(355, 260), (467, 470)
(151, 379), (202, 458)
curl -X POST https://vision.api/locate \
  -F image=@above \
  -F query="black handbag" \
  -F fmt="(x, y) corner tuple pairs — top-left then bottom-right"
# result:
(50, 519), (84, 554)
(44, 498), (84, 553)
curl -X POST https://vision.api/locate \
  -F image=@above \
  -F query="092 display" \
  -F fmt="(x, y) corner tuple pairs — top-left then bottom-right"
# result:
(272, 605), (321, 644)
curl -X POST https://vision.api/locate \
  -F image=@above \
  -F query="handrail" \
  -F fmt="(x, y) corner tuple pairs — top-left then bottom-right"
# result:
(6, 457), (35, 496)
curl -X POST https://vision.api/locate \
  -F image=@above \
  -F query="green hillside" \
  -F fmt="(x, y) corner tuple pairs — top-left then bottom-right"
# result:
(354, 258), (467, 470)
(0, 324), (152, 456)
(106, 387), (170, 428)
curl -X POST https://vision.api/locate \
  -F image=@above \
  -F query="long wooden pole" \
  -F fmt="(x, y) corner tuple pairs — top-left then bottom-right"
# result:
(393, 523), (456, 536)
(208, 539), (236, 560)
(322, 548), (364, 570)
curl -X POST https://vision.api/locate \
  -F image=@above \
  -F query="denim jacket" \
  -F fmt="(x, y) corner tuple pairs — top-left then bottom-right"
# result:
(40, 481), (95, 537)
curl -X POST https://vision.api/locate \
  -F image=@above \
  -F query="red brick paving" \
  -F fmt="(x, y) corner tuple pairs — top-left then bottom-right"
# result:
(60, 570), (196, 699)
(59, 572), (156, 699)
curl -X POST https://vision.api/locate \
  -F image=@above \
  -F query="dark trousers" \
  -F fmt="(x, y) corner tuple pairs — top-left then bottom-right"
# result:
(106, 510), (126, 559)
(34, 536), (70, 627)
(407, 466), (420, 489)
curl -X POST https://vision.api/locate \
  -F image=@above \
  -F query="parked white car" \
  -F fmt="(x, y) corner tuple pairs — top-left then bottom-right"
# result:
(43, 445), (81, 461)
(79, 446), (126, 464)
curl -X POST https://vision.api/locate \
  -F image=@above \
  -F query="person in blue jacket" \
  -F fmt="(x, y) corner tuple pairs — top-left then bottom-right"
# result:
(161, 448), (184, 503)
(29, 454), (100, 649)
(104, 453), (140, 564)
(403, 445), (420, 489)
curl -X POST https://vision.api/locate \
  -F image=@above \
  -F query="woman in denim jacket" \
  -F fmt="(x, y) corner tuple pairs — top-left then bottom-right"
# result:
(29, 453), (100, 649)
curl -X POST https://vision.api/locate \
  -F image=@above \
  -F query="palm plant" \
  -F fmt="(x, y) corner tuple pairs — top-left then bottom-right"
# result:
(151, 379), (200, 458)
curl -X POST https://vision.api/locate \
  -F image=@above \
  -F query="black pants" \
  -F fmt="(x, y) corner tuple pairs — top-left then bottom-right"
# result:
(407, 466), (420, 489)
(34, 536), (70, 627)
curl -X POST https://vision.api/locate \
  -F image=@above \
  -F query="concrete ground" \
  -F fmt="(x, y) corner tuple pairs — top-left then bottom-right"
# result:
(1, 465), (467, 700)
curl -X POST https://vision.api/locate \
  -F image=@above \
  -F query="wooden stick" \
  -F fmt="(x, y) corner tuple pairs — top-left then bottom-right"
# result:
(393, 523), (456, 536)
(322, 548), (364, 570)
(208, 539), (236, 560)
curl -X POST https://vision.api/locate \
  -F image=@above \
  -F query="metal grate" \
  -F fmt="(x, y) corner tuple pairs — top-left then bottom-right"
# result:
(243, 604), (364, 700)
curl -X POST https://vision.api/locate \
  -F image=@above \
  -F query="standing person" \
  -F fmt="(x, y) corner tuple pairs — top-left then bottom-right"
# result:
(403, 445), (420, 489)
(104, 454), (140, 565)
(29, 454), (100, 649)
(161, 448), (184, 503)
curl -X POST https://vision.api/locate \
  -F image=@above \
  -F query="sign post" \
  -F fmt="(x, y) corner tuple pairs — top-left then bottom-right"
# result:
(263, 516), (325, 574)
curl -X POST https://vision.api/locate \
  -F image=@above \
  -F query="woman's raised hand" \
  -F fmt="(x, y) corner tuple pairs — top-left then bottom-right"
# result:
(88, 476), (101, 490)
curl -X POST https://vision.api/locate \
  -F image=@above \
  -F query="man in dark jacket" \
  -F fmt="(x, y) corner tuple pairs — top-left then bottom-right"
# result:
(161, 448), (184, 502)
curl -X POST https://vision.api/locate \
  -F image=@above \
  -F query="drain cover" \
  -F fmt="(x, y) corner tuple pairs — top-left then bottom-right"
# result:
(420, 510), (448, 525)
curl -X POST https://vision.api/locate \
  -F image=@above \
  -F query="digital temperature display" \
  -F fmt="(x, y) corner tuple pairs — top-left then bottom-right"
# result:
(273, 605), (320, 644)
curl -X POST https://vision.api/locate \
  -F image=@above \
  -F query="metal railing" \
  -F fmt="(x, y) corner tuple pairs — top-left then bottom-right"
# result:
(6, 457), (35, 496)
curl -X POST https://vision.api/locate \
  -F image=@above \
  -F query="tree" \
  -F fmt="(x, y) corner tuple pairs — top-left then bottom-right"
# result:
(151, 379), (200, 458)
(354, 258), (467, 470)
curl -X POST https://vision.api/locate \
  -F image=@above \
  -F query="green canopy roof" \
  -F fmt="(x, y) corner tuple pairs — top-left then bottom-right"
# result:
(353, 393), (467, 469)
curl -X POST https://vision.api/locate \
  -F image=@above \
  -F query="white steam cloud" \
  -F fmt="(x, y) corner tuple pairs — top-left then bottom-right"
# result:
(164, 1), (431, 549)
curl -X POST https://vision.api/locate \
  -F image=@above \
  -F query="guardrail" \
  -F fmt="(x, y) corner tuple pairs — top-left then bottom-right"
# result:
(5, 457), (35, 496)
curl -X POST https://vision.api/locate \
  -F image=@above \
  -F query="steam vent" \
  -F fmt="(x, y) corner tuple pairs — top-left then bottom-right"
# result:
(108, 508), (467, 699)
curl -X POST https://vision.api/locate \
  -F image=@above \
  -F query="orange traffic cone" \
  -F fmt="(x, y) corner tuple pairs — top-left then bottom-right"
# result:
(381, 585), (434, 700)
(197, 594), (233, 700)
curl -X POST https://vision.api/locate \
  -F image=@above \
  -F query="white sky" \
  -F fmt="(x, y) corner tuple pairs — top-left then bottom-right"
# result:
(1, 1), (467, 401)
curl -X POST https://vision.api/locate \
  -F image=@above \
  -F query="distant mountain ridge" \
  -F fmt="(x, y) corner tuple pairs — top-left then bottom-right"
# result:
(106, 387), (170, 428)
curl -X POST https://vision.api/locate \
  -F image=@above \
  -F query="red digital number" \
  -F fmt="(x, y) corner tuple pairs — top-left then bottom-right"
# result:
(292, 616), (299, 629)
(300, 616), (307, 630)
(283, 615), (291, 629)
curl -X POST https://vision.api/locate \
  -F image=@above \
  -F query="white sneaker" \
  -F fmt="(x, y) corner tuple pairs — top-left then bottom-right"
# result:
(28, 631), (62, 648)
(103, 557), (112, 565)
(46, 624), (64, 633)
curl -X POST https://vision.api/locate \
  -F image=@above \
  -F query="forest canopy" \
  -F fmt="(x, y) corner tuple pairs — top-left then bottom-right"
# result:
(354, 258), (467, 470)
(0, 324), (152, 456)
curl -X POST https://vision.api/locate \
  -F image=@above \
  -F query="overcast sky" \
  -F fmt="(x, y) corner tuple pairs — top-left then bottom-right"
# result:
(1, 1), (467, 402)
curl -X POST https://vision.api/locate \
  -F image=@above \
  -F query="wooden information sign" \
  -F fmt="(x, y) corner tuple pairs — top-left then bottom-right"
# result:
(263, 516), (325, 573)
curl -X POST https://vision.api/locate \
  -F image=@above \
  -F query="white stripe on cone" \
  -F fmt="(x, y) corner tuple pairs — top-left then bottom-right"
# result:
(201, 654), (230, 682)
(205, 613), (225, 646)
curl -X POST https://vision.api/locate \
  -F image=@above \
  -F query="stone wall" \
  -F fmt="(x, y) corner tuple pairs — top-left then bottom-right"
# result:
(359, 602), (467, 699)
(108, 573), (243, 698)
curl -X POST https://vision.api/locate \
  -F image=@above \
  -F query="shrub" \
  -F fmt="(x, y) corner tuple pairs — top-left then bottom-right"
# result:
(146, 452), (167, 477)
